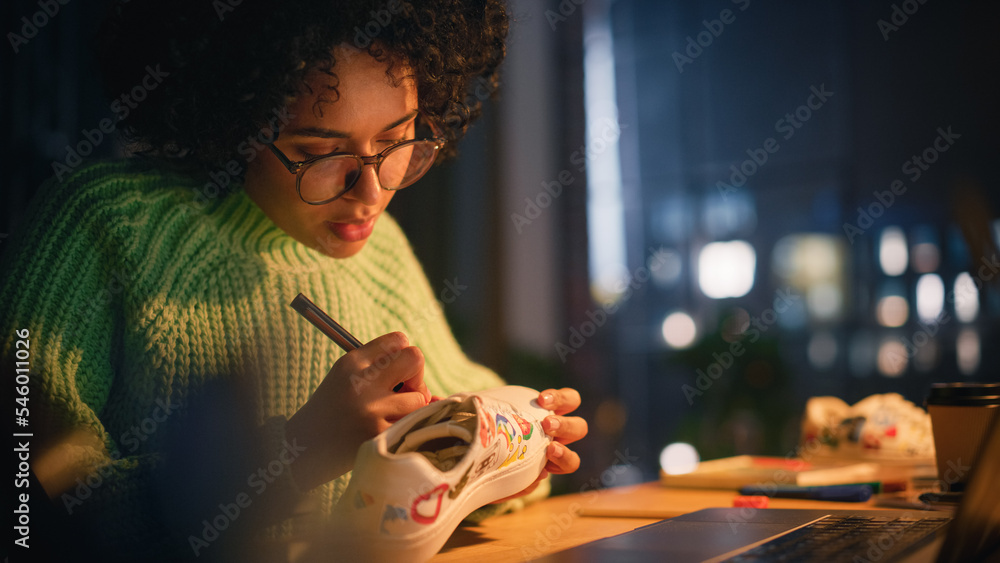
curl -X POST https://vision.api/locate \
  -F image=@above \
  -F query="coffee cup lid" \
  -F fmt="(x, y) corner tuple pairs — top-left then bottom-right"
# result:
(926, 382), (1000, 406)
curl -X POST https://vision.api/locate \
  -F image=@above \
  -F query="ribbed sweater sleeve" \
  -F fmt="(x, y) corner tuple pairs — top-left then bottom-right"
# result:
(0, 163), (180, 558)
(0, 160), (505, 558)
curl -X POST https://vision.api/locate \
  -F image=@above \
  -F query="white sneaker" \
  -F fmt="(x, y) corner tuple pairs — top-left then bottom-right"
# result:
(332, 385), (553, 562)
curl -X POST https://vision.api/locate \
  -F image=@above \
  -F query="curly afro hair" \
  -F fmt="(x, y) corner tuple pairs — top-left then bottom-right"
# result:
(97, 0), (508, 172)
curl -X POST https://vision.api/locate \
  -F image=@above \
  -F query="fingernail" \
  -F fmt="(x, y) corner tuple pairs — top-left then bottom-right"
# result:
(550, 442), (564, 458)
(541, 392), (554, 406)
(544, 417), (560, 433)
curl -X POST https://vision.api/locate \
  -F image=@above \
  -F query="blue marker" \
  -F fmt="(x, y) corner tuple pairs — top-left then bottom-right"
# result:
(738, 484), (874, 502)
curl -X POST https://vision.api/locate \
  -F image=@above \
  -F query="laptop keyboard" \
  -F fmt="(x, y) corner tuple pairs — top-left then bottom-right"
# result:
(725, 515), (951, 562)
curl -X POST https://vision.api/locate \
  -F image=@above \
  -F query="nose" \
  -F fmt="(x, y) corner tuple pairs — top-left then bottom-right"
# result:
(342, 162), (383, 206)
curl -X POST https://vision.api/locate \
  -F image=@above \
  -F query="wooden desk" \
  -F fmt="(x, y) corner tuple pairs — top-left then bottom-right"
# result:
(431, 482), (900, 562)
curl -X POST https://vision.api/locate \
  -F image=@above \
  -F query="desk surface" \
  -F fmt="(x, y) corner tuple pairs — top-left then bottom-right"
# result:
(431, 482), (901, 562)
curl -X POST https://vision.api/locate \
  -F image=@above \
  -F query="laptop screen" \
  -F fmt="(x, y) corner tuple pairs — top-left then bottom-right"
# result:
(937, 412), (1000, 562)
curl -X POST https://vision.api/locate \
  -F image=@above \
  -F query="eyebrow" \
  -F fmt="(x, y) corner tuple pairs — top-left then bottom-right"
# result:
(285, 110), (418, 139)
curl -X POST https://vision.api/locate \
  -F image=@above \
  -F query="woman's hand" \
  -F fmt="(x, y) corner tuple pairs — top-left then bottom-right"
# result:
(538, 387), (588, 475)
(492, 387), (589, 503)
(286, 332), (431, 490)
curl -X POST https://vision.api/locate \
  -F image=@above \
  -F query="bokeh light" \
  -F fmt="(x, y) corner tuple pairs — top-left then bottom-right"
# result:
(879, 227), (908, 276)
(915, 274), (944, 323)
(660, 442), (700, 475)
(876, 295), (909, 327)
(957, 328), (981, 375)
(698, 241), (756, 299)
(954, 272), (979, 323)
(662, 312), (697, 349)
(876, 340), (908, 377)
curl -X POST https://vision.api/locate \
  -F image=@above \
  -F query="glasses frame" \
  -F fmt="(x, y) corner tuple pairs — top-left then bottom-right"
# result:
(266, 116), (447, 205)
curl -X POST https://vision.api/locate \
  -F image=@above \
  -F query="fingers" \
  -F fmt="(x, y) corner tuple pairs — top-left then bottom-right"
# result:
(541, 414), (588, 446)
(393, 347), (431, 403)
(544, 442), (581, 475)
(292, 333), (432, 489)
(539, 387), (587, 444)
(537, 387), (581, 416)
(357, 332), (409, 367)
(348, 332), (427, 398)
(376, 391), (431, 430)
(541, 410), (587, 477)
(537, 387), (586, 475)
(333, 332), (405, 383)
(351, 334), (429, 422)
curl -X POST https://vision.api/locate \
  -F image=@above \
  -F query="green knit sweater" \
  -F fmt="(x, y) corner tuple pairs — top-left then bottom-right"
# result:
(0, 160), (503, 557)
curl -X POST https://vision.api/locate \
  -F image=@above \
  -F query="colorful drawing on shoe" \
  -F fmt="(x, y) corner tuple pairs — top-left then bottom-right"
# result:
(354, 490), (376, 509)
(496, 414), (527, 469)
(411, 483), (449, 525)
(512, 413), (534, 439)
(498, 441), (527, 469)
(478, 399), (496, 447)
(448, 465), (474, 500)
(496, 414), (516, 450)
(471, 439), (503, 481)
(380, 504), (408, 533)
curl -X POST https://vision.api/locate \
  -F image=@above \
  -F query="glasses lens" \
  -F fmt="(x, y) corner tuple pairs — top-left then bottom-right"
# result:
(379, 141), (439, 190)
(299, 156), (361, 204)
(295, 141), (440, 203)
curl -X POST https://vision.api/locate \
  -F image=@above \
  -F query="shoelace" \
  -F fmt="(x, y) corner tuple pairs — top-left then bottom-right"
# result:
(422, 410), (475, 470)
(395, 403), (479, 471)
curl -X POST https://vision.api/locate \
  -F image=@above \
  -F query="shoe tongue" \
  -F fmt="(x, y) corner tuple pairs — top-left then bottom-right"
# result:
(397, 420), (474, 454)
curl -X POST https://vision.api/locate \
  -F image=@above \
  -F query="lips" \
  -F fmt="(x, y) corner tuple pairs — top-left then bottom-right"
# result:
(325, 217), (376, 243)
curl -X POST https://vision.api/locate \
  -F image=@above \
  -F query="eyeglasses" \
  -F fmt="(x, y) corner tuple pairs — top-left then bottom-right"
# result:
(266, 119), (447, 205)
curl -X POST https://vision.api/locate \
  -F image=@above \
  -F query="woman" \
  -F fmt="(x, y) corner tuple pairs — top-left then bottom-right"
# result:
(0, 0), (587, 559)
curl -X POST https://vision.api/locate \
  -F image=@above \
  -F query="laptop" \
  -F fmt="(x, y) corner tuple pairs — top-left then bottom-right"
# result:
(536, 416), (1000, 562)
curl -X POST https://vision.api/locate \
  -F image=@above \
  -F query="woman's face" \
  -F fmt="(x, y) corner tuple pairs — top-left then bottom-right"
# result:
(244, 46), (418, 258)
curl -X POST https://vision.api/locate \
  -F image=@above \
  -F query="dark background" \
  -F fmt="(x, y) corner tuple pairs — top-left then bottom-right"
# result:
(3, 0), (1000, 496)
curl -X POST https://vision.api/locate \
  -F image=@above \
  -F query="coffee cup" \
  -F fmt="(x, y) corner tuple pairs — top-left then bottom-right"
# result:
(925, 382), (1000, 492)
